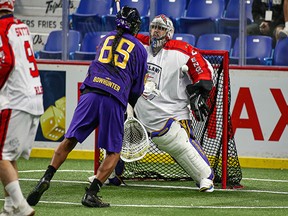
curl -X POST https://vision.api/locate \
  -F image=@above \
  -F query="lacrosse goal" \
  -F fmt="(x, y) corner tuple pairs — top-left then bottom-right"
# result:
(94, 50), (242, 189)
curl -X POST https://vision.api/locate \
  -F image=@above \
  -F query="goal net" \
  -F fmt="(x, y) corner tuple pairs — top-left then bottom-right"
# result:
(95, 50), (242, 189)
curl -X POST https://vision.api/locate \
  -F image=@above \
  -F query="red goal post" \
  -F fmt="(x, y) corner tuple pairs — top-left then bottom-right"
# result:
(201, 50), (230, 189)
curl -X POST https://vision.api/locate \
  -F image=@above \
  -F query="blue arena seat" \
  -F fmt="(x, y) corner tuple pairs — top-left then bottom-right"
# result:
(173, 33), (196, 46)
(186, 0), (225, 20)
(102, 0), (150, 32)
(224, 0), (253, 21)
(155, 0), (186, 26)
(230, 35), (273, 65)
(218, 18), (252, 44)
(111, 0), (149, 15)
(74, 32), (108, 61)
(176, 17), (217, 37)
(38, 30), (81, 60)
(196, 34), (232, 51)
(273, 37), (288, 66)
(71, 0), (112, 36)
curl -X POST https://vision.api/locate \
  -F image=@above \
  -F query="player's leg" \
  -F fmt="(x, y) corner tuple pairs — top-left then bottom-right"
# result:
(82, 94), (125, 208)
(82, 152), (120, 208)
(151, 118), (214, 192)
(0, 109), (36, 216)
(26, 137), (78, 206)
(27, 93), (99, 206)
(88, 156), (125, 186)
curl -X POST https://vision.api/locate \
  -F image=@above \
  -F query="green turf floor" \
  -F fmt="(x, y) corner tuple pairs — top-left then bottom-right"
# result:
(1, 158), (287, 216)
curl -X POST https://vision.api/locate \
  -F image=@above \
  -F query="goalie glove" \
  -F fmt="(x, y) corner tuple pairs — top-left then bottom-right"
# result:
(188, 92), (209, 121)
(186, 80), (213, 121)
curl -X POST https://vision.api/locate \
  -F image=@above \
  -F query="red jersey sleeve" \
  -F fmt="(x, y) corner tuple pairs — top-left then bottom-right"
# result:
(186, 46), (213, 84)
(165, 40), (213, 84)
(136, 33), (150, 46)
(0, 30), (14, 89)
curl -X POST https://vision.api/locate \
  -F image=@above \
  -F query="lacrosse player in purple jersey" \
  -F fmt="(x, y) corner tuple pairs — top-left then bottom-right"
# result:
(27, 6), (147, 208)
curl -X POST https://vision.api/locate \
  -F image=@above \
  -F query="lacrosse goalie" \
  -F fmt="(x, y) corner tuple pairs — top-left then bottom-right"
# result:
(134, 14), (215, 192)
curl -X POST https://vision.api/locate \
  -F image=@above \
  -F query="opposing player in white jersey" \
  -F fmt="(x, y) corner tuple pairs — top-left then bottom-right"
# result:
(134, 14), (215, 192)
(0, 0), (43, 215)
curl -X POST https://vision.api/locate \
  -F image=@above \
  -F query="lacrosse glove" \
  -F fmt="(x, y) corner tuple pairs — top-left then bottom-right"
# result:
(186, 80), (213, 121)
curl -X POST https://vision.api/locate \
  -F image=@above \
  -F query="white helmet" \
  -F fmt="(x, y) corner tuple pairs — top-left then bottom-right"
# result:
(149, 14), (174, 56)
(0, 0), (14, 12)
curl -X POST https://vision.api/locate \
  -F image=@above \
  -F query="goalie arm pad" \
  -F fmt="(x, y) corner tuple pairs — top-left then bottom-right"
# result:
(186, 80), (213, 121)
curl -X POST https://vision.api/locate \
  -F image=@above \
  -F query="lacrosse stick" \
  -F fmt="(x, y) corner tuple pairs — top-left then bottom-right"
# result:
(115, 0), (121, 12)
(120, 104), (150, 162)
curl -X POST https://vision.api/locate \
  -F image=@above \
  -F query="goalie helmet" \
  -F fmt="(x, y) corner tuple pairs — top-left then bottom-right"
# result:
(0, 0), (14, 12)
(115, 6), (141, 35)
(149, 14), (174, 56)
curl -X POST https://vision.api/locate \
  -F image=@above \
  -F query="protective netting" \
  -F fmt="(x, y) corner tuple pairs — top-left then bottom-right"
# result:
(100, 51), (242, 187)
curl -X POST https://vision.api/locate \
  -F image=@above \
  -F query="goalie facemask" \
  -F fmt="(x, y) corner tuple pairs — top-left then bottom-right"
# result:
(149, 14), (174, 56)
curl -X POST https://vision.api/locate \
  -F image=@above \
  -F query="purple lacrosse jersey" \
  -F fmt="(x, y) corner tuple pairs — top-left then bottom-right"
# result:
(81, 30), (148, 107)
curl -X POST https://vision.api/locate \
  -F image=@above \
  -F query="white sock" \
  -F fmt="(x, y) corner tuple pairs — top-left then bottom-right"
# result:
(4, 196), (14, 211)
(5, 180), (24, 208)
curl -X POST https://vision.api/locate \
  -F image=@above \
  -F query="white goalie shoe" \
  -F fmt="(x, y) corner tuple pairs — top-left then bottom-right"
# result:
(198, 178), (214, 192)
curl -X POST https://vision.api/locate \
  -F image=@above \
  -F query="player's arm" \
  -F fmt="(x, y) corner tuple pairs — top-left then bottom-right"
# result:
(128, 47), (148, 107)
(0, 34), (14, 89)
(185, 47), (213, 121)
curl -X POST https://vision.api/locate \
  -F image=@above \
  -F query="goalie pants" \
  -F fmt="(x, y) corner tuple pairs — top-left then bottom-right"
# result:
(151, 118), (214, 184)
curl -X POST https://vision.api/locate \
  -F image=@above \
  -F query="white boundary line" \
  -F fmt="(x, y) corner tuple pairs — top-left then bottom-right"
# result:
(0, 198), (288, 209)
(19, 169), (288, 183)
(2, 169), (287, 210)
(18, 169), (288, 196)
(20, 177), (288, 195)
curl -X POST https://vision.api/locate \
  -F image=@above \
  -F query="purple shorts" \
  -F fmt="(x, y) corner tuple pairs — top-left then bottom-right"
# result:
(65, 92), (125, 153)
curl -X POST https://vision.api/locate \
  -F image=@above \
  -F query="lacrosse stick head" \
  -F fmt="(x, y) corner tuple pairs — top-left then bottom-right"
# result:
(115, 6), (141, 35)
(121, 117), (150, 162)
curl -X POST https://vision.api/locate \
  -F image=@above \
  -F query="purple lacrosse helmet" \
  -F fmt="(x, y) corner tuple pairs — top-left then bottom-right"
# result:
(115, 5), (141, 35)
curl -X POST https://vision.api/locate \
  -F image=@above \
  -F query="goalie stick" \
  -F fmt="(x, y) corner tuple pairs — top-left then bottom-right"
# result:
(120, 104), (150, 162)
(115, 0), (121, 12)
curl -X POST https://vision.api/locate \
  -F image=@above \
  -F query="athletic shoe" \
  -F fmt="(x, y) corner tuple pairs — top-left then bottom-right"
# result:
(198, 178), (214, 193)
(13, 199), (35, 216)
(81, 187), (110, 208)
(26, 177), (50, 206)
(0, 208), (13, 216)
(279, 29), (288, 39)
(199, 184), (214, 192)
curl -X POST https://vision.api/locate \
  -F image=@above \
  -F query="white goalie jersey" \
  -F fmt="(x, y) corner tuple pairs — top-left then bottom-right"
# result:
(0, 15), (43, 115)
(134, 34), (214, 132)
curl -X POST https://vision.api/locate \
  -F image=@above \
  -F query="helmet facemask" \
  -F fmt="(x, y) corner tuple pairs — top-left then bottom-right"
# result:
(149, 15), (174, 56)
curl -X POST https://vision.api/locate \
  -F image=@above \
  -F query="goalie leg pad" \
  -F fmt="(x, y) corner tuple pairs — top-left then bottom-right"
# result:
(152, 119), (213, 184)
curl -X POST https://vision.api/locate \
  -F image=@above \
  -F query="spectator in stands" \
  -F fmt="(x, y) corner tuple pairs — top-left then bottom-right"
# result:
(134, 14), (215, 192)
(26, 6), (147, 208)
(0, 0), (43, 215)
(247, 0), (285, 45)
(279, 0), (288, 38)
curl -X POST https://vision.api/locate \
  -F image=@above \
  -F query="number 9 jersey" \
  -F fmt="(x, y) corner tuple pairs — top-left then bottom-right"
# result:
(0, 14), (44, 115)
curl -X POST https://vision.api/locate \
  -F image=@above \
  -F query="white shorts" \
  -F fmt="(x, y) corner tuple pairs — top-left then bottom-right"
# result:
(0, 109), (40, 161)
